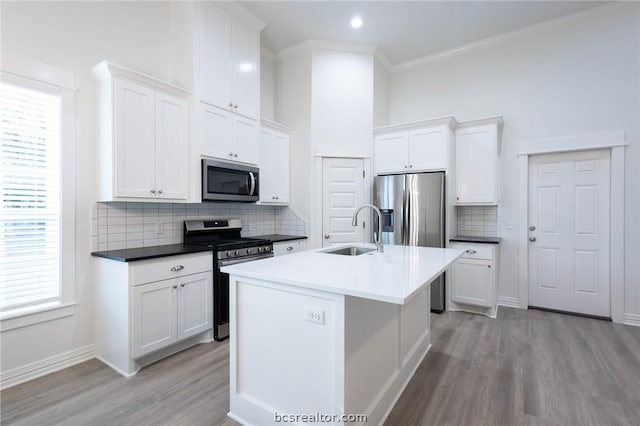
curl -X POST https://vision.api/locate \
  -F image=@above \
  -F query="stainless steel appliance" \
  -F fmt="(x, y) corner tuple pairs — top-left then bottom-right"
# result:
(374, 172), (446, 312)
(183, 219), (273, 340)
(202, 159), (259, 202)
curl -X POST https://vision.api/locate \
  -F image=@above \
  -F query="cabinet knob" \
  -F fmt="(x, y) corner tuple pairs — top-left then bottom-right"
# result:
(529, 236), (537, 242)
(229, 152), (233, 157)
(157, 189), (163, 194)
(404, 165), (408, 169)
(234, 153), (238, 158)
(170, 265), (184, 272)
(409, 165), (413, 168)
(488, 265), (491, 268)
(529, 225), (536, 231)
(324, 234), (330, 239)
(172, 284), (178, 289)
(150, 189), (156, 194)
(228, 102), (233, 108)
(180, 283), (185, 288)
(275, 196), (279, 200)
(465, 249), (477, 254)
(272, 196), (276, 200)
(286, 246), (293, 251)
(233, 104), (238, 109)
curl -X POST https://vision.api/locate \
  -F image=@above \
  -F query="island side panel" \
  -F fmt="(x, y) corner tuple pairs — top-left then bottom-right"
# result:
(228, 275), (346, 425)
(344, 286), (431, 425)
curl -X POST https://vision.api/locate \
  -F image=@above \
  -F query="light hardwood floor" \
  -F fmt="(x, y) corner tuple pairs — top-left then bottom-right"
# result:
(1, 308), (639, 425)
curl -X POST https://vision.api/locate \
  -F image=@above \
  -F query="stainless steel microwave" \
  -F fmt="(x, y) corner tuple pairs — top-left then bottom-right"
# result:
(202, 159), (259, 202)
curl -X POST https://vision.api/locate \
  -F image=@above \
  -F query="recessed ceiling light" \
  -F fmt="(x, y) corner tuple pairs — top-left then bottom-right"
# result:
(350, 16), (363, 29)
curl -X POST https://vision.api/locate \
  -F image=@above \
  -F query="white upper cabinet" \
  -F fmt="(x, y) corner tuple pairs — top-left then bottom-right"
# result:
(197, 3), (260, 120)
(93, 62), (190, 202)
(454, 117), (502, 205)
(373, 117), (456, 175)
(259, 119), (291, 205)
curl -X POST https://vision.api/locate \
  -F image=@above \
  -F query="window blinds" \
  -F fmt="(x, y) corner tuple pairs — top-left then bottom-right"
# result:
(0, 80), (61, 313)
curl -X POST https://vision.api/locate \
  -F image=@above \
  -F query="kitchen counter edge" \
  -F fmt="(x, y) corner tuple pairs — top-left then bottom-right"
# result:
(91, 244), (212, 262)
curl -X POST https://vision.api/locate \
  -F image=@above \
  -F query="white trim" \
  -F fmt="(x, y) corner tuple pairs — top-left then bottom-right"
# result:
(623, 314), (640, 327)
(214, 1), (266, 32)
(392, 2), (631, 72)
(92, 61), (191, 97)
(260, 118), (292, 134)
(0, 303), (77, 332)
(0, 344), (95, 390)
(374, 48), (392, 71)
(517, 136), (626, 324)
(457, 116), (504, 130)
(373, 116), (457, 134)
(95, 356), (138, 378)
(497, 296), (521, 309)
(0, 53), (75, 90)
(277, 39), (377, 61)
(518, 131), (626, 156)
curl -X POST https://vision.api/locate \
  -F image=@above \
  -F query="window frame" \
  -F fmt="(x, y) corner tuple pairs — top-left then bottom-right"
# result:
(0, 57), (76, 331)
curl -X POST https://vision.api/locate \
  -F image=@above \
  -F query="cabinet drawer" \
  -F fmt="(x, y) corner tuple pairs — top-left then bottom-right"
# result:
(130, 252), (212, 286)
(449, 243), (494, 261)
(273, 240), (307, 256)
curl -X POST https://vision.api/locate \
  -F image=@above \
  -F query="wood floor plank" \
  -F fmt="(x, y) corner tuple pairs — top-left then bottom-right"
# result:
(1, 308), (638, 426)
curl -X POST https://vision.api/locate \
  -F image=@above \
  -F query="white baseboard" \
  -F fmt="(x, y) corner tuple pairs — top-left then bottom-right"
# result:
(497, 296), (521, 308)
(623, 313), (640, 327)
(0, 344), (95, 390)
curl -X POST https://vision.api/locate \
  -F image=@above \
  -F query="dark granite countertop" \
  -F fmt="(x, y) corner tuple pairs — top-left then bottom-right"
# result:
(449, 235), (501, 244)
(253, 234), (308, 243)
(91, 244), (212, 262)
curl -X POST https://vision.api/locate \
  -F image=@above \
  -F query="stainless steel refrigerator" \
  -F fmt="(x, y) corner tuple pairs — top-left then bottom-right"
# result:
(374, 172), (446, 312)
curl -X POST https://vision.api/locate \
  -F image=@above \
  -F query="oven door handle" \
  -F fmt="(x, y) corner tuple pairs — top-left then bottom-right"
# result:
(220, 253), (273, 267)
(248, 172), (256, 196)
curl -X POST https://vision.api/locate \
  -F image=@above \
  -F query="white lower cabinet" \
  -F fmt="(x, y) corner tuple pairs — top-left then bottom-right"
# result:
(273, 239), (307, 256)
(448, 242), (498, 317)
(96, 252), (213, 376)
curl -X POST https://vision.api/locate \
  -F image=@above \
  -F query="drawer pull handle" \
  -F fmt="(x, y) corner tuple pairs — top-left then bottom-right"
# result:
(180, 283), (185, 288)
(465, 250), (477, 254)
(172, 284), (178, 289)
(286, 246), (293, 251)
(170, 265), (184, 272)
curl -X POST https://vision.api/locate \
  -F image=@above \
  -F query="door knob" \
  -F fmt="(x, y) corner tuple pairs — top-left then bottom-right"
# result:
(529, 225), (536, 231)
(324, 234), (330, 239)
(529, 236), (537, 242)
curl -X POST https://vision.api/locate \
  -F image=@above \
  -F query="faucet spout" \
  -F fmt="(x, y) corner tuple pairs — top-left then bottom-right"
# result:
(352, 204), (384, 253)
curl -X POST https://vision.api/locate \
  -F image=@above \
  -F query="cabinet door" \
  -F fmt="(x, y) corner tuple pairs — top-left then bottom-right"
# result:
(201, 103), (234, 160)
(199, 3), (233, 109)
(233, 115), (259, 165)
(455, 125), (497, 204)
(408, 127), (447, 171)
(156, 93), (188, 200)
(374, 132), (409, 174)
(177, 272), (213, 340)
(273, 240), (306, 256)
(132, 279), (177, 359)
(259, 129), (289, 203)
(232, 18), (260, 120)
(114, 79), (156, 198)
(450, 259), (494, 307)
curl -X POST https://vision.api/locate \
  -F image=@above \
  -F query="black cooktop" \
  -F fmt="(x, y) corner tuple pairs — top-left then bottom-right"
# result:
(188, 237), (271, 250)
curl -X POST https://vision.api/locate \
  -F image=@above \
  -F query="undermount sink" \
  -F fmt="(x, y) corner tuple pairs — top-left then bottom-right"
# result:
(322, 246), (376, 256)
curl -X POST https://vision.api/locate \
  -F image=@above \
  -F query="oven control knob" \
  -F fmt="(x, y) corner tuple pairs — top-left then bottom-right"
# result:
(265, 246), (271, 252)
(258, 247), (264, 253)
(227, 251), (233, 257)
(235, 250), (241, 256)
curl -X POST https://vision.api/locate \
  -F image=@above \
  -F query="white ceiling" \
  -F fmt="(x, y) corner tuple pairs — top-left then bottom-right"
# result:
(239, 1), (609, 65)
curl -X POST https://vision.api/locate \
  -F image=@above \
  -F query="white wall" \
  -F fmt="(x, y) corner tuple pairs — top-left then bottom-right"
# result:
(311, 49), (373, 157)
(373, 56), (390, 128)
(0, 1), (177, 375)
(389, 5), (640, 317)
(261, 48), (276, 121)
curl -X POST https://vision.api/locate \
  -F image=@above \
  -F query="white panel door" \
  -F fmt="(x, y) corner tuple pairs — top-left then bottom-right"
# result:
(132, 279), (177, 359)
(408, 127), (447, 171)
(528, 149), (610, 317)
(322, 158), (365, 247)
(231, 18), (260, 120)
(455, 125), (497, 204)
(114, 79), (156, 198)
(199, 3), (232, 108)
(177, 272), (212, 340)
(233, 115), (259, 165)
(155, 93), (188, 200)
(201, 103), (234, 160)
(374, 132), (409, 174)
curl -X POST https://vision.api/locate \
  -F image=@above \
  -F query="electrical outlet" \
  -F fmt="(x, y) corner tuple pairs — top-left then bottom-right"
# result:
(505, 219), (513, 230)
(304, 306), (325, 325)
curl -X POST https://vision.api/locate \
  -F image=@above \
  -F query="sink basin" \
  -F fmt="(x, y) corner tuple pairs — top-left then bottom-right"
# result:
(322, 246), (376, 256)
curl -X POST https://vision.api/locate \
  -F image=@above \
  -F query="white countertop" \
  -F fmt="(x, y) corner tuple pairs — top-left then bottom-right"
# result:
(221, 243), (464, 304)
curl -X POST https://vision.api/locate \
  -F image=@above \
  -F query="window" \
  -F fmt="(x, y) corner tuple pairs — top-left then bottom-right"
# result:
(0, 74), (68, 319)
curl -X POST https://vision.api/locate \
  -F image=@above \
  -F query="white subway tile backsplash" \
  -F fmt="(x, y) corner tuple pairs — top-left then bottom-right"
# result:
(456, 206), (498, 237)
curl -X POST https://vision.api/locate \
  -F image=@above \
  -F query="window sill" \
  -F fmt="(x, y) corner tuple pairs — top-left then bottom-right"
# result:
(0, 302), (77, 332)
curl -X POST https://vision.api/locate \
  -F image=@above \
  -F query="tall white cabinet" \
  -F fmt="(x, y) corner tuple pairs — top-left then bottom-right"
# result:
(259, 119), (291, 204)
(93, 62), (190, 202)
(454, 117), (503, 205)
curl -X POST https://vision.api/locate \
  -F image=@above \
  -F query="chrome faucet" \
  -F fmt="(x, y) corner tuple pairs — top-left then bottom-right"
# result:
(352, 204), (384, 253)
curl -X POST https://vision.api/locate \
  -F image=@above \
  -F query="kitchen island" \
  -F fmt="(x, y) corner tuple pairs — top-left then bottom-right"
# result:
(221, 244), (464, 425)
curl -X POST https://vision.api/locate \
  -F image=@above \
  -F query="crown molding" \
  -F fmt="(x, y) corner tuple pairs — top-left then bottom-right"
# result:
(374, 48), (392, 71)
(456, 116), (503, 130)
(276, 39), (378, 61)
(374, 116), (457, 134)
(261, 118), (292, 133)
(214, 1), (266, 32)
(92, 61), (191, 97)
(392, 2), (633, 72)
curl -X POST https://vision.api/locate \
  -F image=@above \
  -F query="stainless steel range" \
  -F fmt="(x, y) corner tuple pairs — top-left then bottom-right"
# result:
(183, 219), (273, 341)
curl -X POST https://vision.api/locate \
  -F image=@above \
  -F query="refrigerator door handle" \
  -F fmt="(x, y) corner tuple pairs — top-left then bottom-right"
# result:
(402, 188), (407, 245)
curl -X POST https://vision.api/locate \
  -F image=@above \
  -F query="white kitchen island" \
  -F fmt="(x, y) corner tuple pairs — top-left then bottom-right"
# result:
(221, 244), (464, 425)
